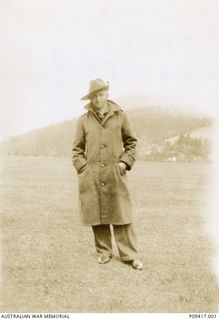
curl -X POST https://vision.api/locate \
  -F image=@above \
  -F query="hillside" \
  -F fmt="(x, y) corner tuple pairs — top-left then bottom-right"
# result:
(142, 127), (212, 162)
(0, 106), (213, 161)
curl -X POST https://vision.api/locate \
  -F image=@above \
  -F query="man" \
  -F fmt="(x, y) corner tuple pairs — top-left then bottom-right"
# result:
(72, 79), (143, 270)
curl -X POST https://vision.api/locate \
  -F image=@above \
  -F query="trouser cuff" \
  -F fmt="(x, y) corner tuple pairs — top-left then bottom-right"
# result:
(120, 254), (140, 262)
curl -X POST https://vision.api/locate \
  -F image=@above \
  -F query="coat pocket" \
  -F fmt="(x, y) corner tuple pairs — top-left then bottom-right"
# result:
(78, 172), (87, 193)
(78, 164), (87, 175)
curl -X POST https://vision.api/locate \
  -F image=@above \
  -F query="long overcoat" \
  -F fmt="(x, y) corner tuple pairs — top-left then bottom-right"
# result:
(72, 100), (137, 226)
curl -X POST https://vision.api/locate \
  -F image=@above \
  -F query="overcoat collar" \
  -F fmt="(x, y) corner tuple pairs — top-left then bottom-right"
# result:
(84, 100), (123, 126)
(84, 99), (122, 112)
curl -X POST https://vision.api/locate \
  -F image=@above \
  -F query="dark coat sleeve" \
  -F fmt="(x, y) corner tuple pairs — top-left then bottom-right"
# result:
(119, 112), (138, 170)
(72, 116), (87, 174)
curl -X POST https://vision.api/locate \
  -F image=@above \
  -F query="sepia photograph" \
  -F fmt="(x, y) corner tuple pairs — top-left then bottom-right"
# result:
(0, 0), (219, 316)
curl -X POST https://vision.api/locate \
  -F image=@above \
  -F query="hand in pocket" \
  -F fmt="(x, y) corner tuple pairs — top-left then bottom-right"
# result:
(118, 162), (126, 176)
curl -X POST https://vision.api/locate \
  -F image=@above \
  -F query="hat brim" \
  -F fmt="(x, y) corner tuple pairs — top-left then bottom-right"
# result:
(81, 85), (109, 100)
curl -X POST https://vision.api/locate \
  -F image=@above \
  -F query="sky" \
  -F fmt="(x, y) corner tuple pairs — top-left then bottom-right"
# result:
(0, 0), (219, 141)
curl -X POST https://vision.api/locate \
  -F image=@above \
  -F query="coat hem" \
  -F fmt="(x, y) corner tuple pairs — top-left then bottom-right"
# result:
(82, 221), (133, 226)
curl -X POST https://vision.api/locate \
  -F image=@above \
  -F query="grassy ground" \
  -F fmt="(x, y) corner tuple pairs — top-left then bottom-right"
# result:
(0, 155), (218, 312)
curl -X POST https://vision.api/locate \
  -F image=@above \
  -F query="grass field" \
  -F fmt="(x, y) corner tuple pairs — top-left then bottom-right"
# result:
(0, 155), (218, 312)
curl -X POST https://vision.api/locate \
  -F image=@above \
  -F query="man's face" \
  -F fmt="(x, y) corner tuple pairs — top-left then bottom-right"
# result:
(90, 89), (108, 109)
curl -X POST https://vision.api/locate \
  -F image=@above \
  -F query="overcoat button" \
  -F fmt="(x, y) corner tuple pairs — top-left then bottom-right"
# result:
(101, 145), (105, 149)
(101, 164), (105, 167)
(101, 182), (105, 186)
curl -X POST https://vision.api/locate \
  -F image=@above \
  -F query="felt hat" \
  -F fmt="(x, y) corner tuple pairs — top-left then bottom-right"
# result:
(81, 79), (109, 100)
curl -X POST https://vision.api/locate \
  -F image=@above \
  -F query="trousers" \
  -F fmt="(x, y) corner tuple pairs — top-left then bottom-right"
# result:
(92, 223), (140, 261)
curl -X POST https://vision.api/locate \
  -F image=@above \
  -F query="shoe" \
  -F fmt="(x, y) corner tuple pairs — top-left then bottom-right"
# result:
(132, 259), (144, 270)
(97, 255), (111, 264)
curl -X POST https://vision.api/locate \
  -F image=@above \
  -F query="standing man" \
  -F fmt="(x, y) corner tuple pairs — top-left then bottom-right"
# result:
(72, 79), (143, 270)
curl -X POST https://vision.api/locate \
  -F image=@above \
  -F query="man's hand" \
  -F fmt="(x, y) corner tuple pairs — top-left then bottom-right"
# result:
(118, 162), (126, 175)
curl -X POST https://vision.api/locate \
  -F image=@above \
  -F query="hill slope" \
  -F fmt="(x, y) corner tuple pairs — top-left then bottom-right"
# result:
(0, 107), (213, 161)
